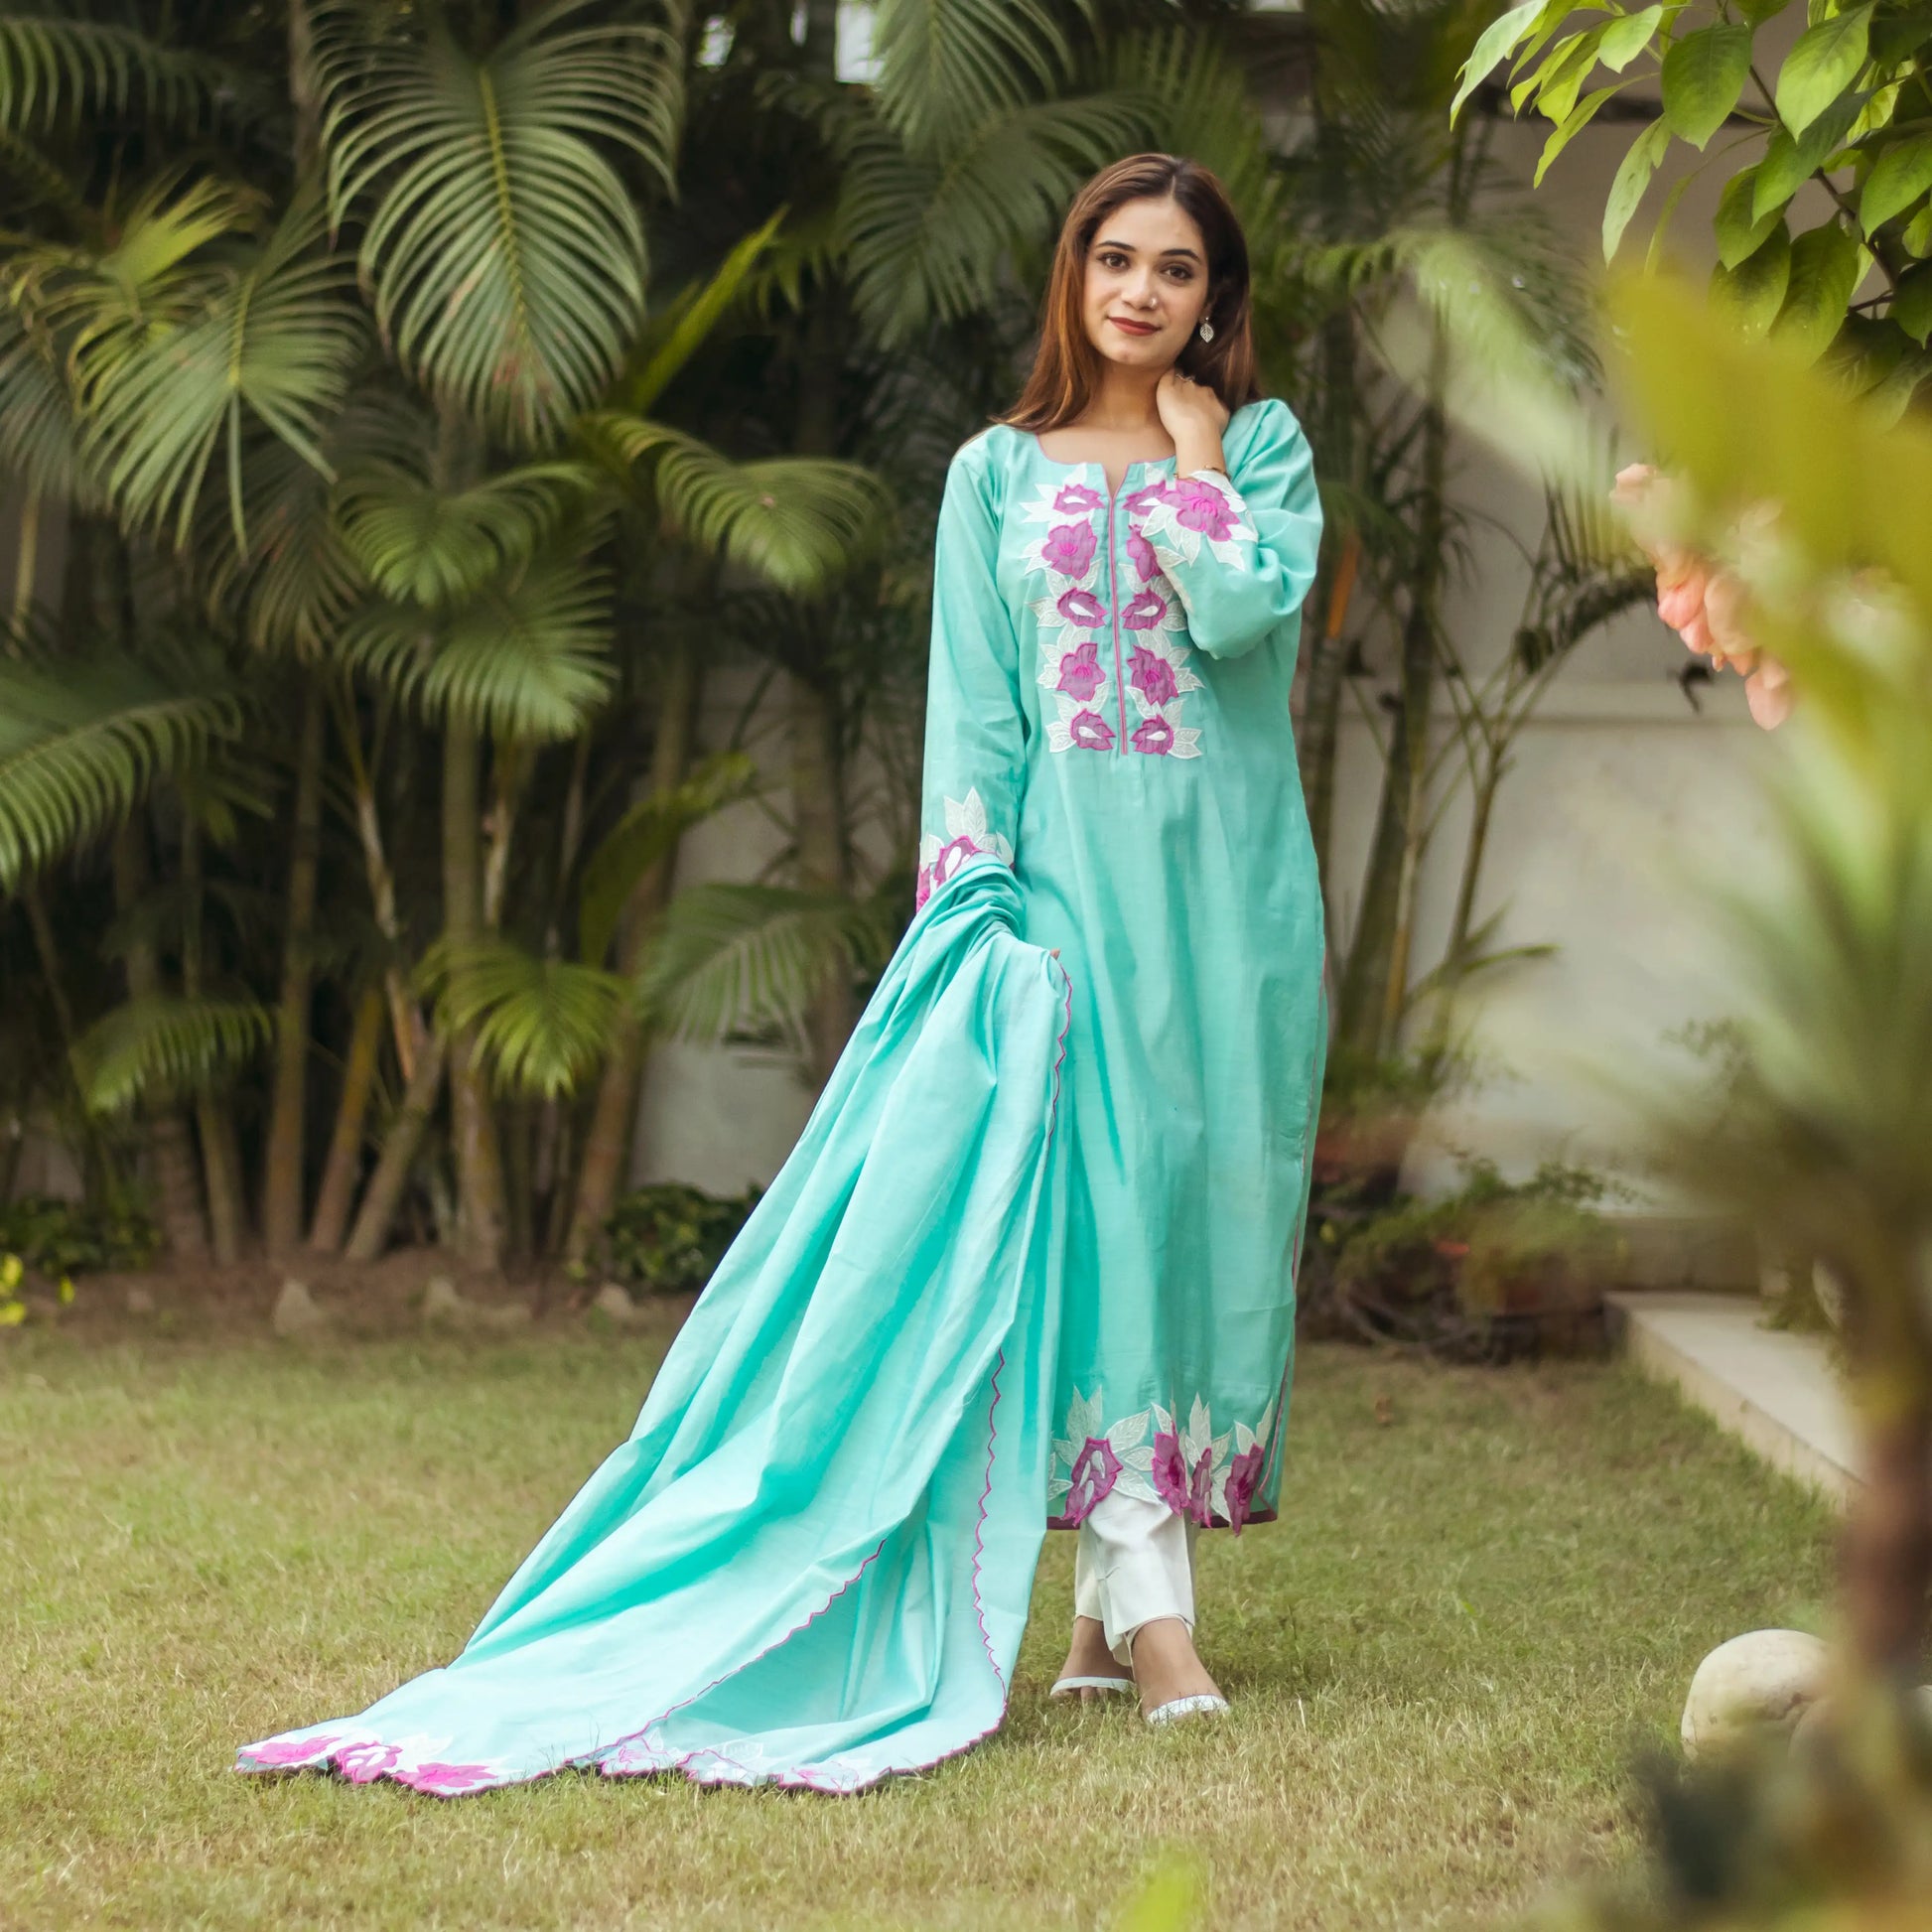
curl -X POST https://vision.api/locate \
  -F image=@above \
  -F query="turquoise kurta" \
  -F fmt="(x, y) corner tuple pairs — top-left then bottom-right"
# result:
(914, 396), (1327, 1536)
(232, 396), (1323, 1800)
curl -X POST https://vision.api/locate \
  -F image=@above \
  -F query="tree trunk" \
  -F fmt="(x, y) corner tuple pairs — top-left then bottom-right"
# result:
(564, 641), (704, 1261)
(1842, 1392), (1932, 1678)
(179, 815), (248, 1265)
(112, 822), (208, 1262)
(1299, 527), (1360, 890)
(308, 984), (385, 1254)
(443, 717), (506, 1271)
(262, 684), (326, 1254)
(344, 1034), (450, 1264)
(1336, 328), (1449, 1056)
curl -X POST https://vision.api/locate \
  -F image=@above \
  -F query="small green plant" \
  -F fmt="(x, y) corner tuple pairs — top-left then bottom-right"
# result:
(1318, 1158), (1624, 1360)
(0, 1193), (159, 1281)
(594, 1182), (759, 1295)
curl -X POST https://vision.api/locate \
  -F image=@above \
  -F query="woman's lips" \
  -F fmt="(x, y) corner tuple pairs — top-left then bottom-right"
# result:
(1109, 316), (1159, 336)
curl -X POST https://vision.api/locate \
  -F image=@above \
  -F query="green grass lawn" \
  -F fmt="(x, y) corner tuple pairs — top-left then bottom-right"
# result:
(2, 1322), (1834, 1931)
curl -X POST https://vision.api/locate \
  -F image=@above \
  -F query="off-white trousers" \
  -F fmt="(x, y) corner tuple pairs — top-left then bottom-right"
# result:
(1071, 1488), (1200, 1668)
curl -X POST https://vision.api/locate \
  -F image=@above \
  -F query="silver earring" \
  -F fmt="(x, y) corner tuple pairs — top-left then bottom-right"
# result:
(1198, 318), (1214, 344)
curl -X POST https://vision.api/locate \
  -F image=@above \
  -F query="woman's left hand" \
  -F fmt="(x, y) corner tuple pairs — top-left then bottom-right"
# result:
(1155, 368), (1229, 478)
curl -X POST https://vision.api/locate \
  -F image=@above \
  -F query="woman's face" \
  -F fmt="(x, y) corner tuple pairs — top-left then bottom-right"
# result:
(1079, 195), (1213, 373)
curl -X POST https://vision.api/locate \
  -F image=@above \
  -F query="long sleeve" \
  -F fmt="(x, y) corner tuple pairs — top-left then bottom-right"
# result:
(915, 440), (1028, 909)
(1138, 397), (1322, 661)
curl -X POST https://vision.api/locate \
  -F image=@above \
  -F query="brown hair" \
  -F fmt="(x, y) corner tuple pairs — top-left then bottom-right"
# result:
(1000, 154), (1262, 433)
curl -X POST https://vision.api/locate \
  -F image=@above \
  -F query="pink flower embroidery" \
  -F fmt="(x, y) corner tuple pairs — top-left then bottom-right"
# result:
(1067, 709), (1115, 752)
(336, 1741), (402, 1783)
(1222, 1444), (1265, 1534)
(1127, 645), (1177, 706)
(1123, 483), (1167, 516)
(1062, 1437), (1123, 1526)
(1057, 587), (1107, 627)
(1127, 529), (1159, 583)
(1187, 1449), (1215, 1526)
(1131, 715), (1175, 757)
(1170, 478), (1237, 541)
(1054, 481), (1103, 514)
(1056, 642), (1105, 703)
(914, 861), (935, 908)
(932, 834), (980, 890)
(1120, 591), (1168, 631)
(1042, 521), (1096, 579)
(409, 1760), (500, 1794)
(1151, 1431), (1190, 1514)
(243, 1733), (342, 1767)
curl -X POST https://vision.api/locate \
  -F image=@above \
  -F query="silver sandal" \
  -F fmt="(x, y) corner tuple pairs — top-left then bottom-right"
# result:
(1145, 1693), (1230, 1725)
(1049, 1674), (1136, 1700)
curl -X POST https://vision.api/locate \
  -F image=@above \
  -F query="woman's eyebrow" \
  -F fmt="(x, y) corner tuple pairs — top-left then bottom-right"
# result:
(1094, 236), (1204, 263)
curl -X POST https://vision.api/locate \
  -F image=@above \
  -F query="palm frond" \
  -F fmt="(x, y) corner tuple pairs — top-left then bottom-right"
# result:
(72, 993), (273, 1113)
(340, 544), (615, 741)
(615, 208), (786, 415)
(195, 388), (422, 655)
(312, 0), (683, 447)
(578, 750), (759, 967)
(586, 416), (890, 594)
(417, 934), (627, 1099)
(65, 182), (364, 551)
(636, 883), (897, 1047)
(836, 92), (1148, 343)
(1101, 27), (1279, 235)
(0, 287), (88, 502)
(0, 16), (245, 133)
(337, 460), (601, 607)
(0, 657), (241, 888)
(872, 0), (1076, 160)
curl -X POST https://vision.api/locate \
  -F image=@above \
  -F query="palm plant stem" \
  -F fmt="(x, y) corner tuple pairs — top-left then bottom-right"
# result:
(307, 982), (385, 1254)
(443, 715), (507, 1271)
(11, 491), (41, 628)
(343, 1030), (449, 1264)
(112, 820), (208, 1262)
(180, 815), (247, 1266)
(563, 636), (703, 1262)
(261, 683), (325, 1254)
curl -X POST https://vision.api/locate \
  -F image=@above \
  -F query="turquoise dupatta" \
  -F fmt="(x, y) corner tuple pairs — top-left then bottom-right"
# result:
(236, 858), (1071, 1796)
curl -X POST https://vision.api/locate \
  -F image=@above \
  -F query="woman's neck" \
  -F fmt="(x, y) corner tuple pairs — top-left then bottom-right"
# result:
(1074, 368), (1163, 434)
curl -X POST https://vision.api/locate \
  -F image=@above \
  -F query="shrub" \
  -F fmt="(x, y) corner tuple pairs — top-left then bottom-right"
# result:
(594, 1182), (759, 1295)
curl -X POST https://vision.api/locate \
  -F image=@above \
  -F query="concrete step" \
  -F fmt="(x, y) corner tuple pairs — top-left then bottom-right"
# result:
(1606, 1291), (1858, 1505)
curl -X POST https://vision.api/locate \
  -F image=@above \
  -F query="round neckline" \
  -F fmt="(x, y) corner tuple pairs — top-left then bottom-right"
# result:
(1020, 428), (1176, 476)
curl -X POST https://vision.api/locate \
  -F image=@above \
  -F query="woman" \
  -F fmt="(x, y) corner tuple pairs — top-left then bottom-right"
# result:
(235, 154), (1323, 1797)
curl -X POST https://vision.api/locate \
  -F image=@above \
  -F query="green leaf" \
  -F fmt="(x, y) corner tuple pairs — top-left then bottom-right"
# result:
(1861, 130), (1932, 233)
(1772, 220), (1866, 360)
(72, 994), (272, 1112)
(0, 17), (247, 132)
(1530, 27), (1608, 126)
(1452, 0), (1551, 122)
(1752, 93), (1863, 223)
(417, 937), (627, 1100)
(0, 655), (241, 888)
(1712, 218), (1792, 337)
(1599, 5), (1665, 71)
(1735, 0), (1791, 21)
(1604, 117), (1670, 259)
(314, 0), (681, 449)
(1536, 82), (1623, 186)
(1894, 264), (1932, 344)
(1774, 4), (1873, 137)
(587, 417), (890, 595)
(1906, 204), (1932, 257)
(1717, 167), (1781, 267)
(578, 752), (759, 968)
(337, 463), (599, 607)
(1661, 24), (1752, 149)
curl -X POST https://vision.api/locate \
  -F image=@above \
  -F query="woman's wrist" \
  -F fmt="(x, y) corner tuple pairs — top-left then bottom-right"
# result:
(1173, 428), (1226, 479)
